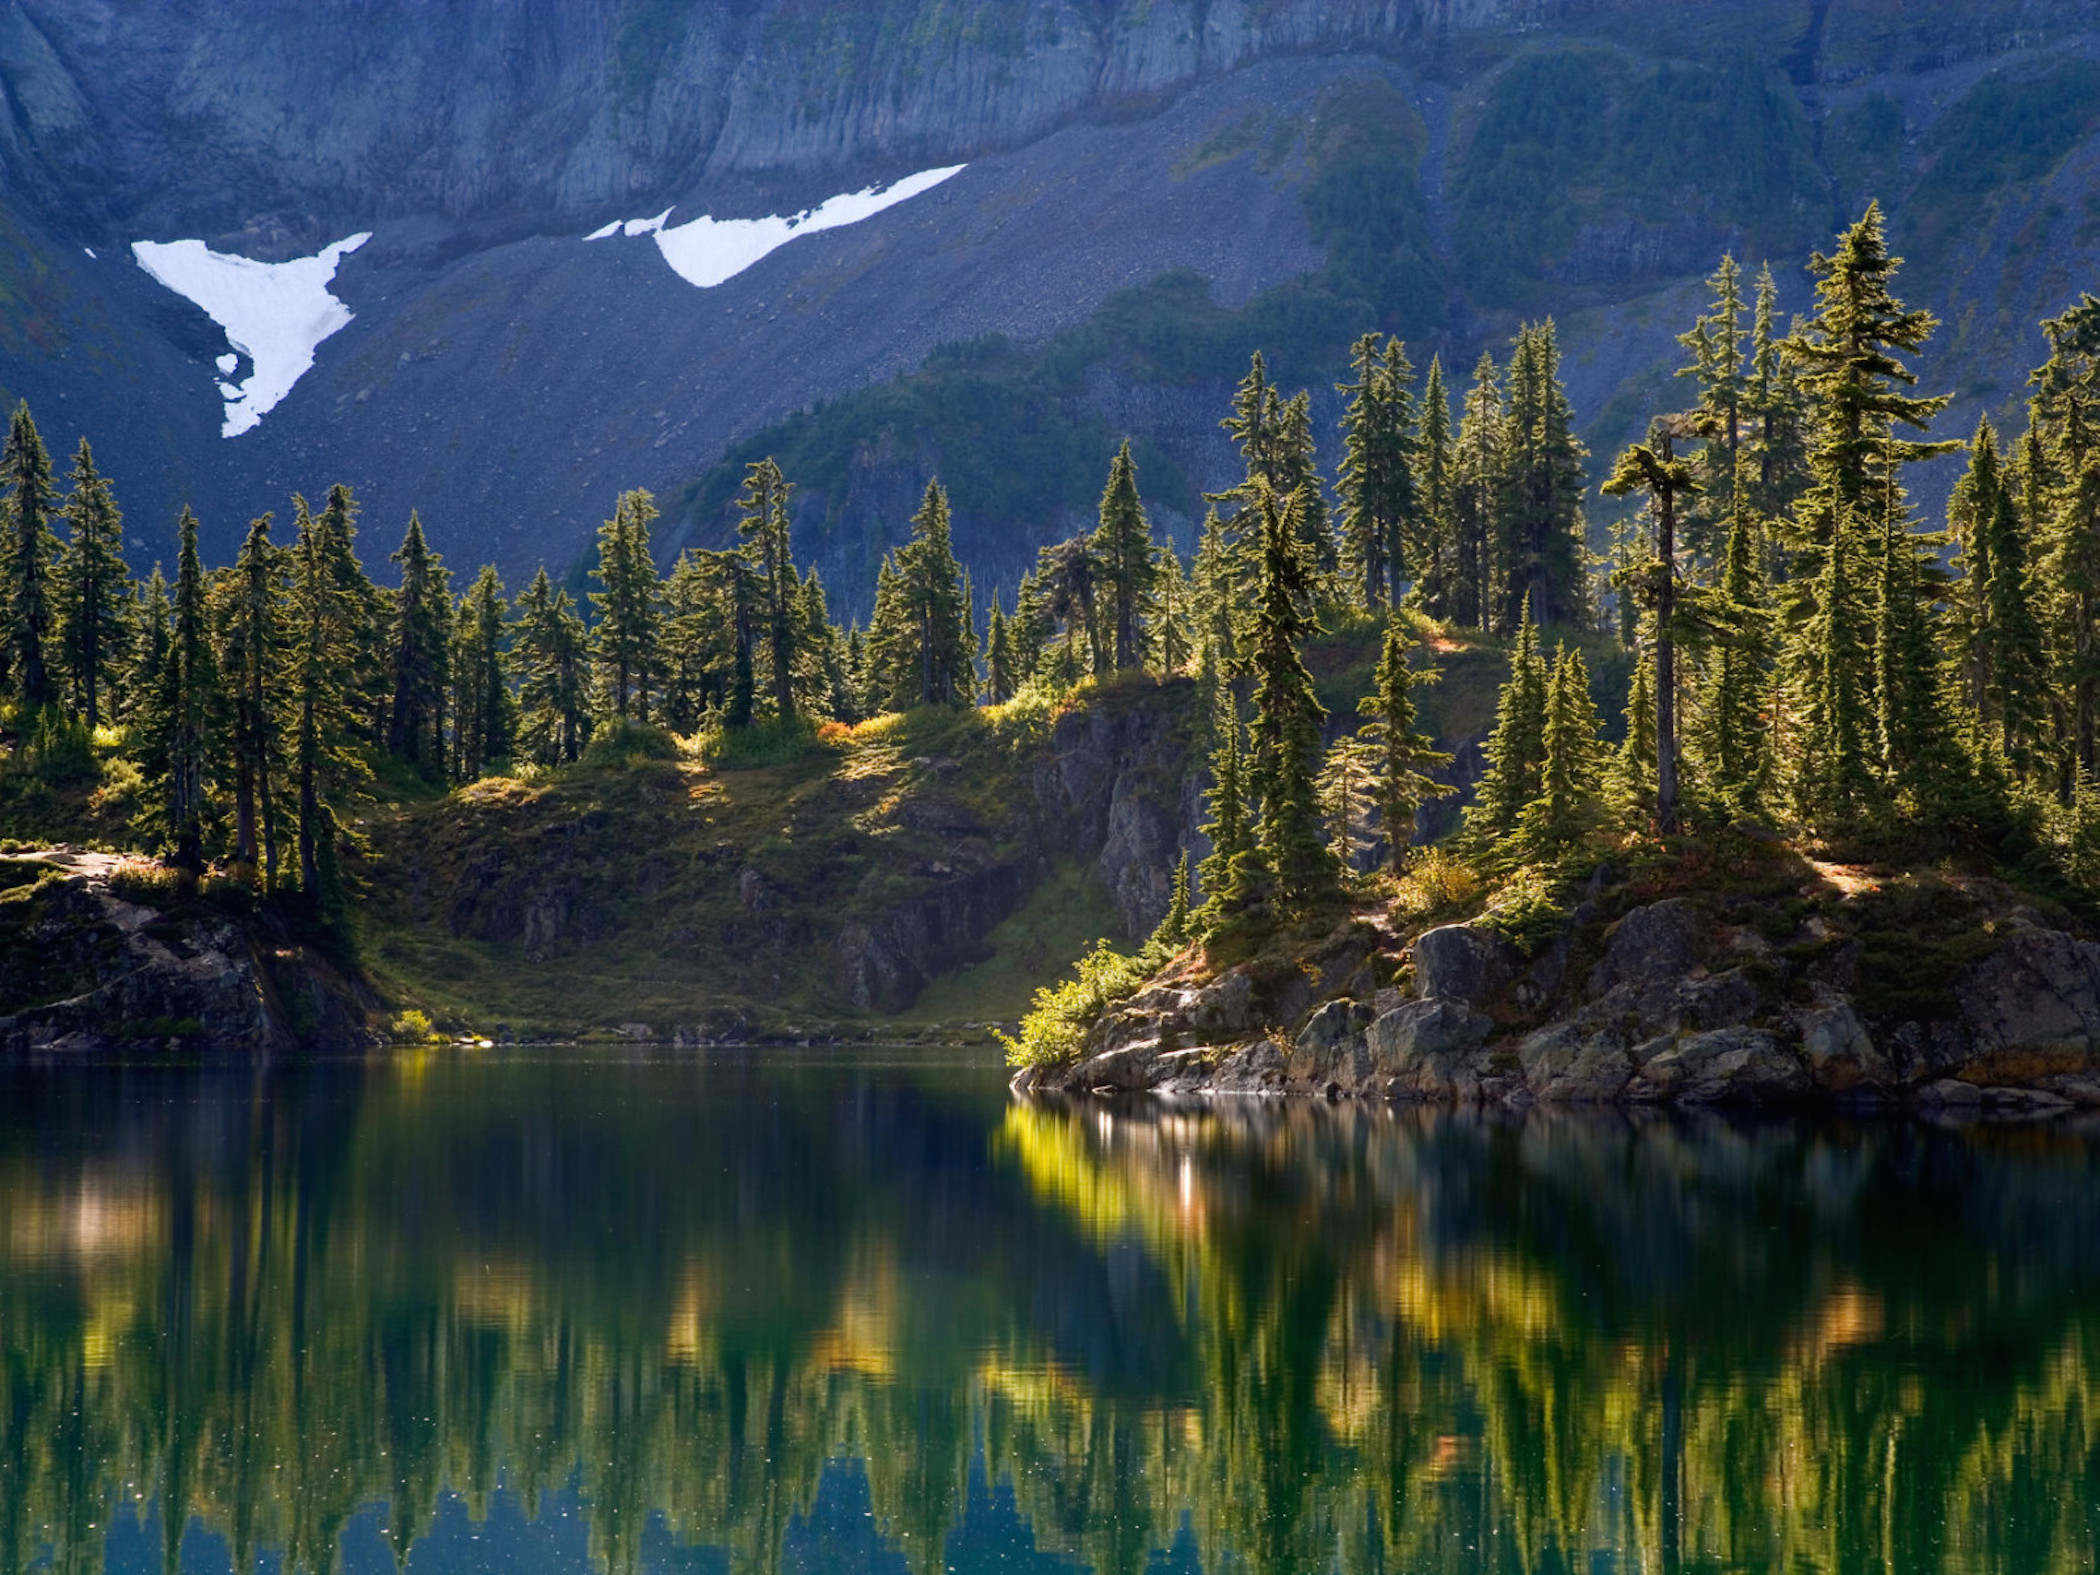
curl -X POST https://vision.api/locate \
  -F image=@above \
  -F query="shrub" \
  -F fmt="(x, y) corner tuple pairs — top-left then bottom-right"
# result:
(388, 1009), (440, 1044)
(580, 719), (680, 769)
(696, 715), (833, 769)
(107, 859), (193, 907)
(997, 934), (1175, 1069)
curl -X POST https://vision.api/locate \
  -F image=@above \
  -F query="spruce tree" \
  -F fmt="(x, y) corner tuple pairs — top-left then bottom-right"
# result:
(309, 484), (387, 744)
(1356, 619), (1453, 871)
(1011, 567), (1051, 686)
(1151, 548), (1193, 675)
(737, 459), (798, 721)
(2, 401), (59, 712)
(221, 513), (288, 878)
(1315, 734), (1380, 875)
(147, 508), (219, 870)
(590, 489), (662, 721)
(132, 566), (171, 717)
(1189, 507), (1241, 669)
(983, 599), (1015, 703)
(1451, 352), (1506, 631)
(1091, 440), (1157, 671)
(1675, 254), (1748, 554)
(450, 565), (512, 780)
(1336, 333), (1418, 610)
(2046, 456), (2100, 778)
(55, 439), (131, 728)
(386, 513), (451, 763)
(1465, 593), (1549, 843)
(1971, 425), (2049, 773)
(1411, 356), (1457, 620)
(1244, 482), (1333, 909)
(1154, 852), (1193, 949)
(1694, 483), (1773, 811)
(895, 480), (973, 706)
(1797, 502), (1879, 834)
(1609, 640), (1658, 826)
(1601, 430), (1700, 832)
(1514, 644), (1606, 857)
(1196, 688), (1251, 918)
(1495, 322), (1589, 631)
(511, 568), (590, 765)
(1744, 262), (1810, 520)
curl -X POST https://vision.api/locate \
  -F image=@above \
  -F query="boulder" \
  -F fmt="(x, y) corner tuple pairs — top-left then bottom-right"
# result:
(1296, 999), (1370, 1057)
(1629, 1028), (1808, 1105)
(1187, 970), (1256, 1035)
(1796, 997), (1894, 1092)
(1076, 1043), (1162, 1092)
(1518, 1023), (1634, 1102)
(1366, 999), (1496, 1100)
(1413, 924), (1519, 1005)
(1957, 928), (2100, 1056)
(1588, 899), (1702, 998)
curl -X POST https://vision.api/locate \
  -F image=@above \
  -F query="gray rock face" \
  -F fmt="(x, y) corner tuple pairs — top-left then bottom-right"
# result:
(1796, 996), (1894, 1093)
(1518, 1024), (1634, 1103)
(1413, 924), (1519, 1006)
(1588, 900), (1702, 998)
(1365, 999), (1498, 1100)
(1956, 927), (2100, 1056)
(1629, 1029), (1809, 1105)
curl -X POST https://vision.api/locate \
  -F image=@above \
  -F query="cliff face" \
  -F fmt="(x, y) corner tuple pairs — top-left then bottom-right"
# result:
(0, 0), (1574, 240)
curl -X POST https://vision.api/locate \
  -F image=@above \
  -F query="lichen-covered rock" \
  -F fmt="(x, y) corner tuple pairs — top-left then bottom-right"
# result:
(1955, 927), (2100, 1056)
(1366, 999), (1496, 1100)
(1588, 900), (1703, 998)
(1629, 1029), (1808, 1105)
(1796, 996), (1894, 1093)
(1187, 970), (1256, 1035)
(1518, 1023), (1634, 1102)
(1413, 924), (1519, 1006)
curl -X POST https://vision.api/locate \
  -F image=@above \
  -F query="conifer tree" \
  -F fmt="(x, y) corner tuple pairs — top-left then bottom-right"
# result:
(55, 439), (131, 728)
(591, 489), (662, 722)
(1797, 502), (1878, 834)
(2, 401), (60, 712)
(450, 565), (512, 780)
(1601, 429), (1700, 832)
(221, 513), (287, 878)
(1744, 262), (1810, 520)
(143, 508), (219, 870)
(895, 480), (973, 707)
(1275, 393), (1337, 587)
(1151, 548), (1193, 676)
(286, 493), (374, 900)
(1189, 507), (1241, 669)
(719, 546), (758, 727)
(1609, 641), (1657, 826)
(983, 599), (1016, 703)
(1676, 254), (1748, 553)
(2046, 455), (2100, 777)
(511, 568), (590, 765)
(1694, 485), (1773, 810)
(132, 566), (171, 715)
(1465, 593), (1549, 843)
(1356, 619), (1453, 871)
(1961, 420), (2049, 773)
(1451, 352), (1506, 630)
(1244, 482), (1333, 909)
(1011, 567), (1050, 686)
(1514, 644), (1605, 857)
(1154, 852), (1193, 949)
(309, 484), (387, 743)
(737, 459), (798, 721)
(1315, 734), (1380, 875)
(1221, 351), (1282, 490)
(794, 569), (844, 721)
(1034, 535), (1100, 684)
(1091, 441), (1157, 671)
(1872, 482), (1963, 810)
(386, 513), (451, 763)
(1337, 333), (1418, 610)
(1496, 322), (1589, 631)
(1196, 688), (1251, 918)
(1411, 356), (1457, 619)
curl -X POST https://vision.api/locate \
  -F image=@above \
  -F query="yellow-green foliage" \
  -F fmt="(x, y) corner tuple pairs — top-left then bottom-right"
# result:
(998, 935), (1174, 1069)
(107, 859), (193, 907)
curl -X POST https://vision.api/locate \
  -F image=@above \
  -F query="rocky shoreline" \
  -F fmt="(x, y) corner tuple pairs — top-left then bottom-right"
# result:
(1014, 873), (2100, 1115)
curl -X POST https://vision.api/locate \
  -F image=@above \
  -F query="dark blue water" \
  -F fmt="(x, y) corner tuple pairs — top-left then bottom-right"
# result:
(5, 1047), (2100, 1573)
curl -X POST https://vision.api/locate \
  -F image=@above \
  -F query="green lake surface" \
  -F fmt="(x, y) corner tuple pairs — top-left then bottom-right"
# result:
(4, 1047), (2098, 1573)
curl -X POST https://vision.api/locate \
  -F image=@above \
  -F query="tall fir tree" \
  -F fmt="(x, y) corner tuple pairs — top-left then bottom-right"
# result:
(55, 438), (131, 728)
(2047, 455), (2100, 779)
(450, 565), (513, 781)
(2, 401), (60, 712)
(1411, 356), (1457, 619)
(1465, 593), (1549, 844)
(1694, 482), (1773, 811)
(1315, 735), (1380, 875)
(1091, 441), (1157, 671)
(511, 568), (590, 765)
(1675, 254), (1748, 556)
(1495, 322), (1589, 632)
(1601, 429), (1701, 832)
(1608, 639), (1658, 826)
(893, 480), (973, 707)
(1356, 619), (1453, 870)
(983, 599), (1016, 703)
(1243, 482), (1334, 910)
(590, 489), (662, 722)
(1336, 333), (1419, 611)
(737, 459), (799, 721)
(1797, 501), (1879, 834)
(144, 508), (219, 870)
(221, 513), (287, 879)
(386, 512), (451, 764)
(1196, 687), (1251, 919)
(289, 499), (368, 898)
(1450, 352), (1506, 631)
(1514, 644), (1606, 857)
(1189, 507), (1241, 670)
(1744, 261), (1810, 521)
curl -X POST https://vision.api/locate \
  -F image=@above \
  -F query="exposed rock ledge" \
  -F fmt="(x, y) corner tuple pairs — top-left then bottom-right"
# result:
(0, 852), (377, 1057)
(1014, 885), (2100, 1116)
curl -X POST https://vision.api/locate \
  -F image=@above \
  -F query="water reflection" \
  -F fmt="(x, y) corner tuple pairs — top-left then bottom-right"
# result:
(4, 1052), (2099, 1574)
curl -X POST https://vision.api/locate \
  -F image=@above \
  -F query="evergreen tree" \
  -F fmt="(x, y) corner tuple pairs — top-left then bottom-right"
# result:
(1694, 483), (1773, 810)
(1151, 548), (1193, 676)
(1091, 441), (1158, 671)
(1411, 356), (1457, 620)
(1450, 352), (1506, 631)
(1189, 507), (1241, 669)
(1744, 262), (1810, 520)
(386, 513), (451, 764)
(511, 568), (590, 765)
(308, 484), (388, 744)
(288, 499), (369, 898)
(1336, 333), (1418, 610)
(1011, 567), (1051, 686)
(794, 570), (847, 722)
(142, 508), (219, 870)
(1244, 482), (1333, 909)
(1315, 734), (1380, 875)
(1465, 594), (1549, 844)
(1196, 688), (1251, 918)
(132, 566), (171, 717)
(591, 489), (662, 721)
(1797, 502), (1879, 834)
(1609, 639), (1657, 826)
(1034, 535), (1100, 685)
(55, 439), (131, 728)
(1274, 393), (1337, 587)
(1496, 322), (1589, 631)
(737, 459), (799, 721)
(2, 401), (60, 711)
(1675, 254), (1748, 555)
(1153, 852), (1193, 949)
(1601, 429), (1701, 832)
(1514, 644), (1605, 857)
(220, 513), (287, 879)
(895, 480), (973, 707)
(450, 565), (513, 781)
(1221, 351), (1282, 490)
(2046, 455), (2100, 778)
(1963, 420), (2050, 773)
(983, 600), (1016, 703)
(1356, 619), (1453, 871)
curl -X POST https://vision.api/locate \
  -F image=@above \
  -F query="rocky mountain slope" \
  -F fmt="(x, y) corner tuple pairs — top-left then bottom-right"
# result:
(5, 1), (2100, 603)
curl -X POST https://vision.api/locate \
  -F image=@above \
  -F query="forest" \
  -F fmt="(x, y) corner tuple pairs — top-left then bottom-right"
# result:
(5, 204), (2100, 1041)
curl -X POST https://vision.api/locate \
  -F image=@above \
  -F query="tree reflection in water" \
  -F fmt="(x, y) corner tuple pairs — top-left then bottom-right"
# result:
(3, 1052), (2098, 1575)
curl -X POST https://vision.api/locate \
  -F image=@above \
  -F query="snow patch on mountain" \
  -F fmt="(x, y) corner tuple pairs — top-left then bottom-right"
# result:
(131, 232), (371, 437)
(587, 166), (965, 289)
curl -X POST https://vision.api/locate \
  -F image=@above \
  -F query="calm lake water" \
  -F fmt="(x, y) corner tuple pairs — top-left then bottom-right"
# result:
(4, 1048), (2100, 1574)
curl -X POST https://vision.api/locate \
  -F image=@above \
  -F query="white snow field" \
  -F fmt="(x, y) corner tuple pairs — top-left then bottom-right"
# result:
(131, 232), (372, 437)
(587, 166), (965, 288)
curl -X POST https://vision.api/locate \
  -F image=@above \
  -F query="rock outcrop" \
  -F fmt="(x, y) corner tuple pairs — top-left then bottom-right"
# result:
(0, 854), (377, 1057)
(1015, 867), (2100, 1115)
